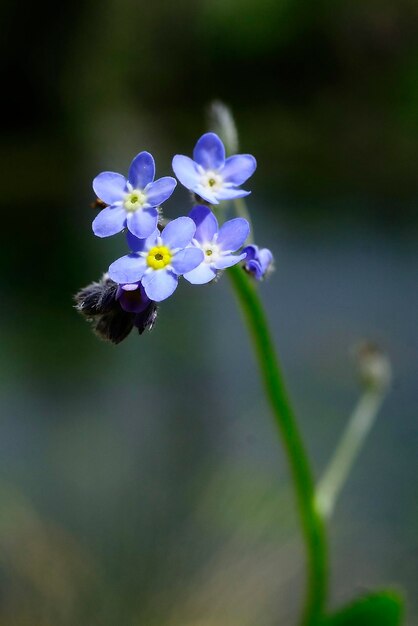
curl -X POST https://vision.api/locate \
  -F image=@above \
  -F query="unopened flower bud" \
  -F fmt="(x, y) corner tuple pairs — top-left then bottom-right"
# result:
(74, 274), (157, 344)
(354, 341), (392, 392)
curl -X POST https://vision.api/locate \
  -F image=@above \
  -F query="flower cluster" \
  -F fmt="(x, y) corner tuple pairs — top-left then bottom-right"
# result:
(76, 132), (274, 343)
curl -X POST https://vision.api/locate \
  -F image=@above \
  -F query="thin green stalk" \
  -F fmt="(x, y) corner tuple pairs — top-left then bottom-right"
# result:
(315, 388), (387, 520)
(228, 265), (328, 626)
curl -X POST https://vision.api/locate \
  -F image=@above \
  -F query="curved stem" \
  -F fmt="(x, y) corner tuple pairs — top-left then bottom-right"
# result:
(228, 265), (328, 626)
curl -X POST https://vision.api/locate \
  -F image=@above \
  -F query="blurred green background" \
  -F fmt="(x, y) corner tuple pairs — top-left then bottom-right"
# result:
(0, 0), (417, 624)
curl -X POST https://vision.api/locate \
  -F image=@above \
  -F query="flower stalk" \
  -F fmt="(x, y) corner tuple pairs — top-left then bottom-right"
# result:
(316, 344), (391, 519)
(227, 264), (328, 626)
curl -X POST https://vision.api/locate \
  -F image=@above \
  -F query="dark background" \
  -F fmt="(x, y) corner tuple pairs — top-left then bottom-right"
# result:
(0, 0), (417, 624)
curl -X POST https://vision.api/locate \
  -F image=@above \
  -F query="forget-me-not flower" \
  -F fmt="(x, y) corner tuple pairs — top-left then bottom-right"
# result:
(183, 205), (249, 284)
(242, 244), (274, 280)
(172, 133), (256, 204)
(108, 217), (204, 301)
(92, 151), (177, 239)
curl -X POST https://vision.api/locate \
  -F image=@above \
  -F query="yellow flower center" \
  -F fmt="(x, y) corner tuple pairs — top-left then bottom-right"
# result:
(124, 189), (147, 211)
(146, 245), (172, 270)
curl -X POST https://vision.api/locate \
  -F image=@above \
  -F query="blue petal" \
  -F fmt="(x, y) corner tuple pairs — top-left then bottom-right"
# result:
(141, 269), (178, 302)
(216, 218), (250, 252)
(161, 216), (195, 249)
(259, 248), (274, 273)
(183, 263), (217, 285)
(119, 283), (140, 291)
(127, 207), (159, 239)
(145, 176), (177, 207)
(171, 247), (204, 275)
(246, 259), (263, 280)
(93, 172), (126, 204)
(92, 205), (126, 238)
(172, 155), (201, 190)
(242, 244), (258, 261)
(117, 284), (150, 313)
(128, 151), (155, 188)
(213, 188), (251, 201)
(194, 186), (220, 205)
(108, 254), (147, 284)
(189, 205), (218, 244)
(126, 229), (159, 252)
(221, 154), (257, 185)
(213, 252), (246, 270)
(193, 133), (225, 170)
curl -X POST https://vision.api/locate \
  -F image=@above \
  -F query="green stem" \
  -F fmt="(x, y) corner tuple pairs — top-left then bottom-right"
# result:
(228, 265), (328, 626)
(315, 388), (386, 520)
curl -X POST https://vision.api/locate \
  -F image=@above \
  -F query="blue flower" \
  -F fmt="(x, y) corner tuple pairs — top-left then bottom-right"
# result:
(92, 151), (177, 239)
(108, 217), (204, 301)
(183, 205), (249, 285)
(242, 244), (274, 280)
(172, 133), (256, 204)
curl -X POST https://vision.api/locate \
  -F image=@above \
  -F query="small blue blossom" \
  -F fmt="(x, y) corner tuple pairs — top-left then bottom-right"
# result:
(172, 132), (256, 204)
(108, 217), (204, 302)
(242, 244), (274, 280)
(92, 152), (177, 239)
(183, 205), (249, 285)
